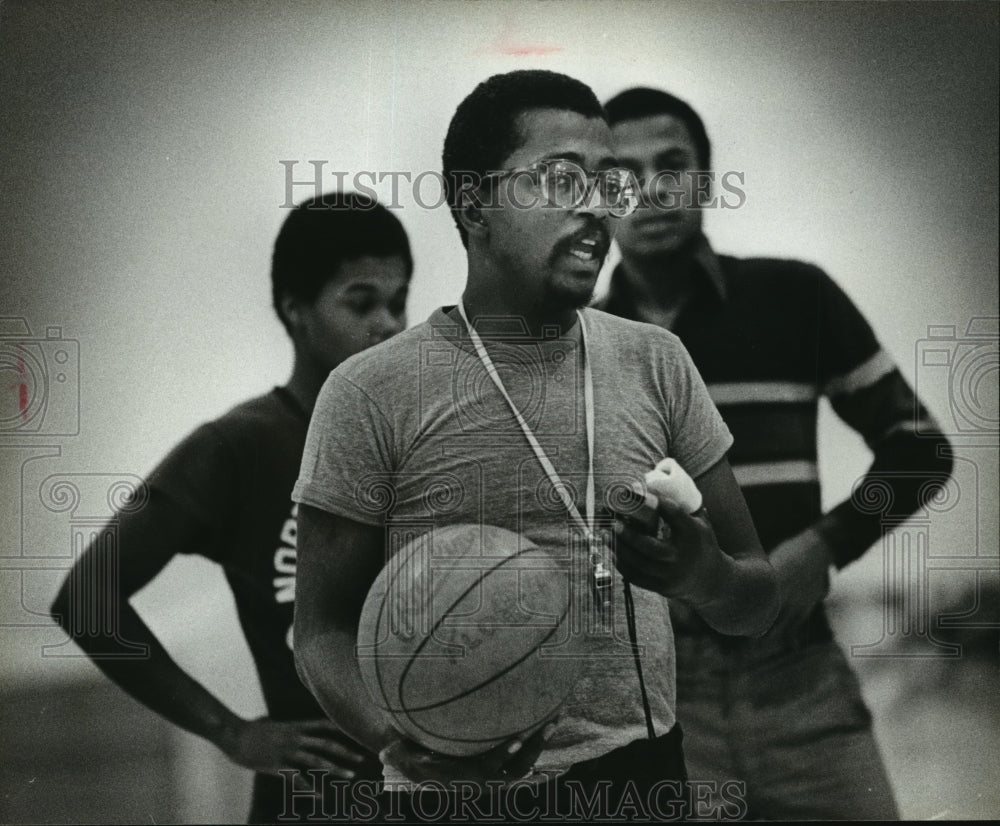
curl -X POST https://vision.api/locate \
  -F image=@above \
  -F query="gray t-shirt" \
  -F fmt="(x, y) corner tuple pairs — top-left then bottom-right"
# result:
(294, 306), (733, 773)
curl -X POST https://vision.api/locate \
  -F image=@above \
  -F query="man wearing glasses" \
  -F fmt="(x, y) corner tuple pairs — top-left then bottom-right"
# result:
(291, 70), (779, 822)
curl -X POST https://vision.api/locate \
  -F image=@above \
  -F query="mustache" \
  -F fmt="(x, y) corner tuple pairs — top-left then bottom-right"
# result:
(552, 222), (611, 257)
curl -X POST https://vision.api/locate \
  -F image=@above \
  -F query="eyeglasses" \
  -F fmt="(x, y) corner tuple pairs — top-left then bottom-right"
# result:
(482, 159), (639, 218)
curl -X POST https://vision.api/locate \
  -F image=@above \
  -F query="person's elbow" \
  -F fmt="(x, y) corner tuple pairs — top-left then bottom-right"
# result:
(49, 573), (74, 633)
(292, 612), (349, 700)
(926, 429), (955, 483)
(882, 425), (956, 517)
(49, 569), (109, 650)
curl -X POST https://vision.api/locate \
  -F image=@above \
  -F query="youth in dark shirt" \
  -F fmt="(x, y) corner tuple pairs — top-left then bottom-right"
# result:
(51, 192), (413, 823)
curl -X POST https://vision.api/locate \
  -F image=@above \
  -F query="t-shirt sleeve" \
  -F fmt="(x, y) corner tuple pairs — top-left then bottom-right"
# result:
(665, 336), (734, 479)
(293, 371), (396, 526)
(144, 422), (238, 563)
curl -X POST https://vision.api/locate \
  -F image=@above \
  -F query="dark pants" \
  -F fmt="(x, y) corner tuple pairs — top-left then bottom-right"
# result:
(379, 726), (692, 824)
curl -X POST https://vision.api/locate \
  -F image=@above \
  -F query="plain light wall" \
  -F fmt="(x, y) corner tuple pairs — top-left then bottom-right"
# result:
(1, 0), (997, 820)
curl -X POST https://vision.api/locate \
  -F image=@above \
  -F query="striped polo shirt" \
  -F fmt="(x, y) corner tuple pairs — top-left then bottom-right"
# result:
(596, 236), (951, 574)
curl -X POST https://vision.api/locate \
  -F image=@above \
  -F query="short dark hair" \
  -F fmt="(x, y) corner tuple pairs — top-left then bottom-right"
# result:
(442, 69), (607, 247)
(603, 87), (711, 170)
(271, 191), (412, 333)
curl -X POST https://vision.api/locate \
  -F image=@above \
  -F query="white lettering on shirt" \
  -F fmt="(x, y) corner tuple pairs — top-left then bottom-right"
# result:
(273, 503), (298, 648)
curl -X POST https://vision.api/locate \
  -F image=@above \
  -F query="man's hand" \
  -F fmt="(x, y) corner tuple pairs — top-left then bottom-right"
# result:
(219, 717), (368, 781)
(379, 718), (557, 787)
(766, 527), (834, 637)
(611, 457), (779, 637)
(612, 500), (729, 608)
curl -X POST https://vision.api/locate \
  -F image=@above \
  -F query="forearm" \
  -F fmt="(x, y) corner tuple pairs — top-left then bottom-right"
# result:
(824, 366), (954, 568)
(685, 551), (779, 637)
(818, 430), (953, 568)
(295, 629), (395, 756)
(51, 588), (244, 749)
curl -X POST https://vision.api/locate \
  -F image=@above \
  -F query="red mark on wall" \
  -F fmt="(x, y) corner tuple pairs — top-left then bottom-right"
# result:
(496, 42), (563, 56)
(17, 344), (28, 420)
(480, 20), (563, 57)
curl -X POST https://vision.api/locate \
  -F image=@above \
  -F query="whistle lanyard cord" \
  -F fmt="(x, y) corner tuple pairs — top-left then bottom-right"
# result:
(624, 581), (657, 740)
(456, 304), (656, 741)
(456, 304), (595, 542)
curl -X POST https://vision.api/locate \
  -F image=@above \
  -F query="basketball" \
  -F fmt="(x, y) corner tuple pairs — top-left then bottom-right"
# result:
(356, 523), (585, 757)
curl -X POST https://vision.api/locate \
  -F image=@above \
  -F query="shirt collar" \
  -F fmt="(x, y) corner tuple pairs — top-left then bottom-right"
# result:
(689, 234), (727, 302)
(602, 233), (727, 321)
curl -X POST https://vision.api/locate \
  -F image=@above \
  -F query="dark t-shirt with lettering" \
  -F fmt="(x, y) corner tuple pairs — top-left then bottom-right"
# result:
(147, 387), (379, 822)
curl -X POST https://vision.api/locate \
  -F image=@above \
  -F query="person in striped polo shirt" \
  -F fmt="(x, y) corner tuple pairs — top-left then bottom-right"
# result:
(597, 87), (953, 820)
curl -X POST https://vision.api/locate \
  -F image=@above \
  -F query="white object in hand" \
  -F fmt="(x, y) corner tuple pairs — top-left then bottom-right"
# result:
(643, 458), (703, 514)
